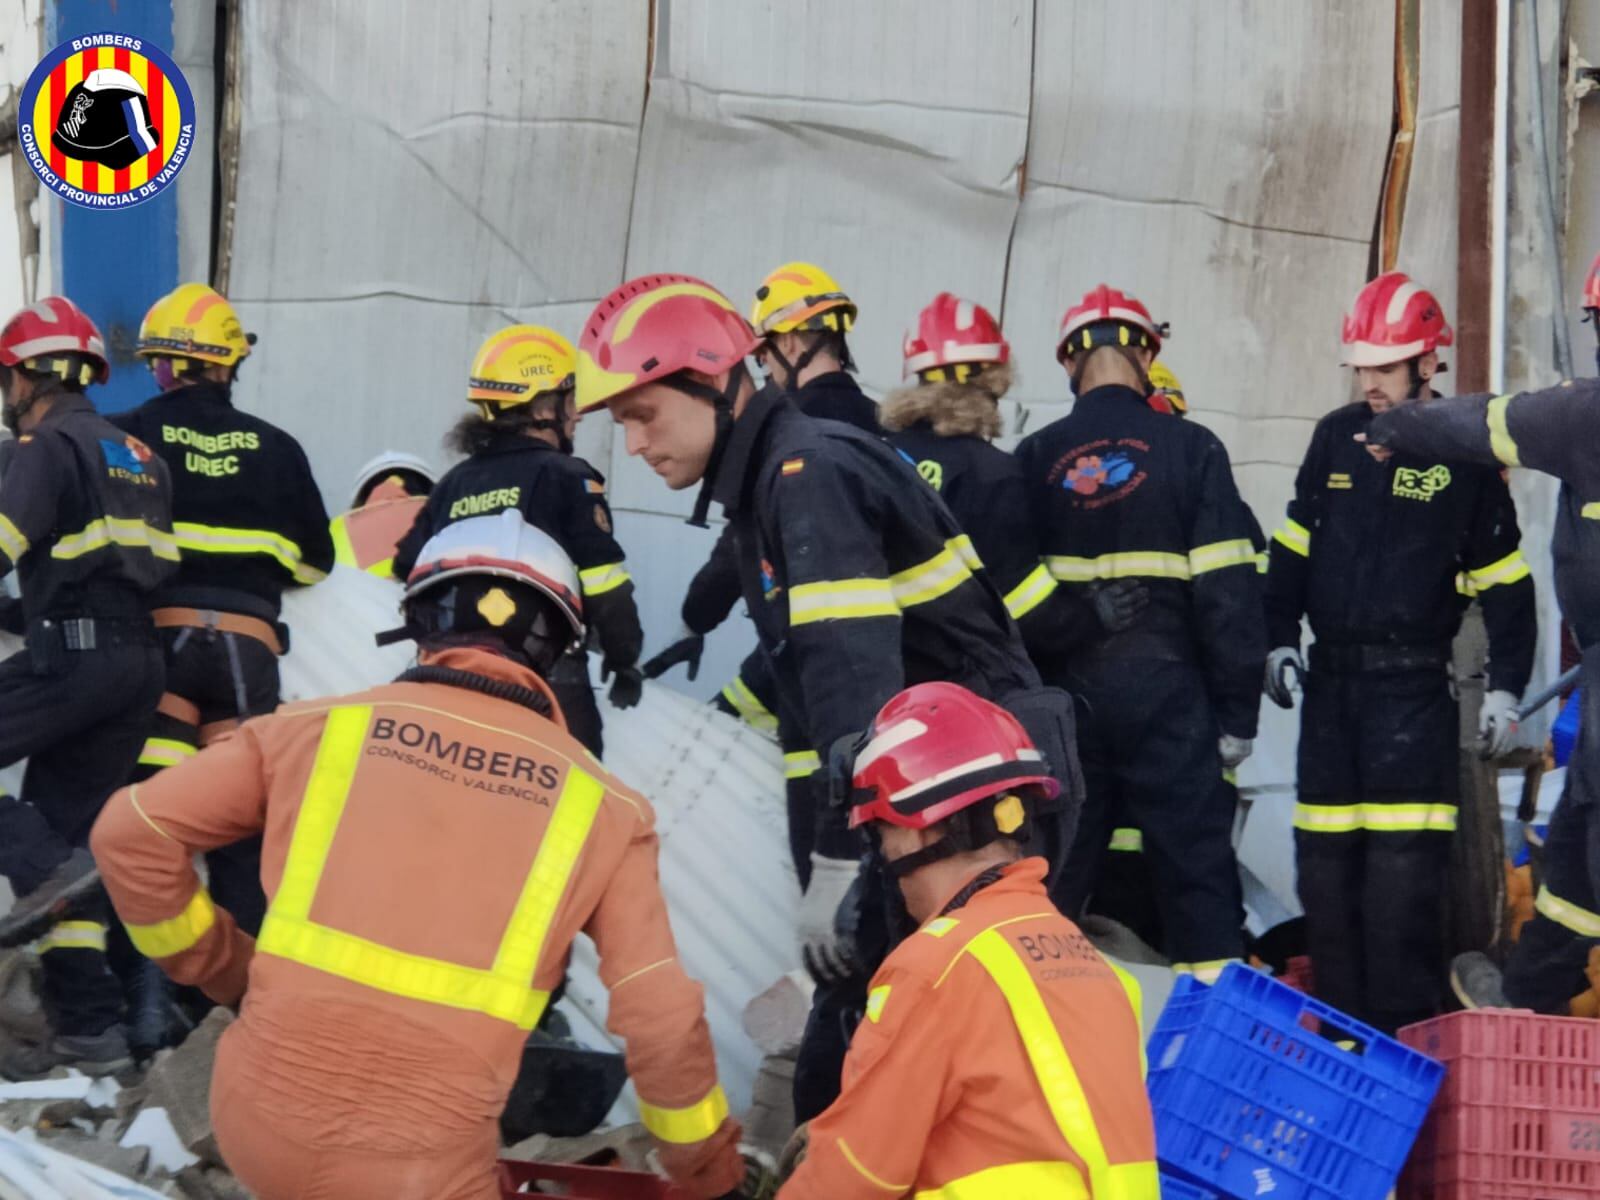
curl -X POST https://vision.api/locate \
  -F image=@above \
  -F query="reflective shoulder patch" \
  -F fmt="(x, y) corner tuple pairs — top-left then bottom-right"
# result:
(922, 916), (960, 938)
(781, 457), (805, 477)
(866, 984), (891, 1023)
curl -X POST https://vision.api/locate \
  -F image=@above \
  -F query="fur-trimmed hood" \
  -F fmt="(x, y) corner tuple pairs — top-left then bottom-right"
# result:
(877, 361), (1014, 439)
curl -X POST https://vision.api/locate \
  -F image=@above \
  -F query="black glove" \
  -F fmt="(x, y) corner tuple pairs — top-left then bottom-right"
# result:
(640, 629), (704, 681)
(601, 660), (644, 709)
(1088, 579), (1149, 634)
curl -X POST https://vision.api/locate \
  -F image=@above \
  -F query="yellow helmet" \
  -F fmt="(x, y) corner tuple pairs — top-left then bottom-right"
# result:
(467, 325), (576, 412)
(1147, 360), (1188, 416)
(136, 283), (253, 367)
(750, 262), (857, 336)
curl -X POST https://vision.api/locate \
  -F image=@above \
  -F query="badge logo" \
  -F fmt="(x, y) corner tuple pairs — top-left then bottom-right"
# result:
(916, 459), (944, 491)
(1048, 438), (1150, 510)
(1392, 464), (1452, 502)
(18, 32), (195, 210)
(760, 558), (781, 600)
(102, 435), (157, 484)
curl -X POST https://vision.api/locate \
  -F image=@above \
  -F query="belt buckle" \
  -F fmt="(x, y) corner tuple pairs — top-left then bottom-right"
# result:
(199, 609), (223, 635)
(62, 617), (95, 651)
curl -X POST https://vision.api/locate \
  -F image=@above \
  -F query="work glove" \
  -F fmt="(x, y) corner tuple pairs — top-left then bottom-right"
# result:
(642, 625), (705, 681)
(1219, 734), (1254, 769)
(1088, 579), (1149, 634)
(602, 660), (644, 709)
(776, 1122), (810, 1184)
(655, 1115), (746, 1198)
(1478, 689), (1521, 759)
(1264, 646), (1305, 709)
(798, 854), (861, 985)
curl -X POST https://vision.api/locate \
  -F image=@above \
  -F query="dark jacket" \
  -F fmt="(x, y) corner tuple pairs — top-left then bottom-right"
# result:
(1267, 399), (1536, 696)
(0, 394), (177, 622)
(1015, 384), (1268, 738)
(112, 382), (333, 620)
(393, 432), (642, 669)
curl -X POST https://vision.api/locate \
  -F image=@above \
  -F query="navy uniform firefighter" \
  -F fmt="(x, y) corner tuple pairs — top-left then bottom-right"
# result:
(576, 274), (1077, 1123)
(393, 326), (643, 759)
(0, 297), (177, 1078)
(1015, 284), (1267, 984)
(112, 283), (335, 943)
(1365, 385), (1598, 1017)
(1265, 272), (1535, 1032)
(329, 450), (436, 577)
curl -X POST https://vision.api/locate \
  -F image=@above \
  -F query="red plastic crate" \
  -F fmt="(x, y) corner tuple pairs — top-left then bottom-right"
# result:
(498, 1159), (690, 1199)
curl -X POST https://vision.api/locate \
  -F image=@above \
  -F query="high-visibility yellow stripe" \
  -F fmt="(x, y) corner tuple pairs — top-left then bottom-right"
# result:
(578, 561), (631, 597)
(1189, 538), (1258, 576)
(866, 984), (891, 1023)
(329, 515), (358, 568)
(1172, 959), (1235, 984)
(1047, 551), (1190, 582)
(1487, 394), (1521, 467)
(721, 675), (778, 734)
(172, 521), (324, 583)
(1465, 548), (1532, 592)
(1293, 800), (1458, 833)
(890, 543), (974, 609)
(364, 556), (395, 578)
(1273, 518), (1311, 558)
(1582, 501), (1600, 520)
(1108, 963), (1147, 1076)
(1534, 885), (1600, 937)
(52, 517), (179, 562)
(788, 577), (898, 625)
(914, 1160), (1090, 1199)
(1107, 827), (1143, 853)
(0, 513), (29, 561)
(784, 750), (821, 780)
(137, 737), (198, 769)
(125, 889), (217, 958)
(274, 706), (371, 920)
(947, 534), (982, 572)
(37, 920), (108, 954)
(966, 929), (1157, 1198)
(1004, 563), (1059, 619)
(638, 1085), (730, 1145)
(1255, 551), (1269, 575)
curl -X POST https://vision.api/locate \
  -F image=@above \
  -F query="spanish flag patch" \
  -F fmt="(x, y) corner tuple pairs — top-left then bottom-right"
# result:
(781, 458), (805, 476)
(585, 478), (606, 494)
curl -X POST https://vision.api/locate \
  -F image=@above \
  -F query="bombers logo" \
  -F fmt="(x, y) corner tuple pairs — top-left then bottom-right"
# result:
(1048, 438), (1151, 510)
(17, 32), (196, 210)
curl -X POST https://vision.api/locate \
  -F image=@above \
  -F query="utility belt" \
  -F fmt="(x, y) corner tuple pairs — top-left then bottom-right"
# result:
(1309, 640), (1452, 676)
(25, 613), (155, 675)
(152, 606), (287, 656)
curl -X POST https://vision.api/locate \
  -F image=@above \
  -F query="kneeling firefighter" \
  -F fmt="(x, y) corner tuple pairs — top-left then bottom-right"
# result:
(92, 510), (744, 1200)
(330, 450), (436, 577)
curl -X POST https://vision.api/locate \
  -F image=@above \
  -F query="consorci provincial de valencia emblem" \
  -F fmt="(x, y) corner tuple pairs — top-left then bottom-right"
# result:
(17, 31), (196, 210)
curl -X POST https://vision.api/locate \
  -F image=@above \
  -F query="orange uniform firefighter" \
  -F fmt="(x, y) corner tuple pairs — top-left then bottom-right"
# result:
(91, 510), (742, 1199)
(329, 450), (436, 577)
(780, 683), (1157, 1199)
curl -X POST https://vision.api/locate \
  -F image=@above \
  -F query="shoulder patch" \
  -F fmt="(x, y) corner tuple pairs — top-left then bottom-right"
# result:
(585, 478), (605, 495)
(781, 457), (805, 477)
(593, 502), (612, 534)
(1327, 472), (1352, 490)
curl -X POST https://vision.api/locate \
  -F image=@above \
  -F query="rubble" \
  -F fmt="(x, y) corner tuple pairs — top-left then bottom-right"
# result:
(140, 1007), (232, 1167)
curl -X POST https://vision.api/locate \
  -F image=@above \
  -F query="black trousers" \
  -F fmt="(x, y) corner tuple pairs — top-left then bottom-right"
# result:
(546, 651), (603, 759)
(1294, 665), (1458, 1032)
(0, 637), (163, 1036)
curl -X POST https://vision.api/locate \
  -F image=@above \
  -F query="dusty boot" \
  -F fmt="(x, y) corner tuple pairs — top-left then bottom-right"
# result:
(0, 850), (101, 949)
(124, 957), (191, 1062)
(1450, 951), (1511, 1009)
(0, 1026), (131, 1080)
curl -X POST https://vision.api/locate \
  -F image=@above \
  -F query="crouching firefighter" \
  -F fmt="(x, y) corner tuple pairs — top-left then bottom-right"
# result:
(330, 450), (436, 576)
(0, 298), (177, 1079)
(394, 326), (644, 759)
(92, 510), (744, 1200)
(780, 683), (1157, 1199)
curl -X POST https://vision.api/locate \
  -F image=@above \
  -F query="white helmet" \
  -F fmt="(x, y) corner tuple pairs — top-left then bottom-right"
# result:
(349, 450), (437, 508)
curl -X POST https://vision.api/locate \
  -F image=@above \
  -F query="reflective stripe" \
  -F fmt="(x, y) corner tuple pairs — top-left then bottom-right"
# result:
(1465, 548), (1532, 592)
(1108, 963), (1147, 1076)
(1534, 885), (1600, 937)
(840, 1138), (912, 1193)
(172, 521), (323, 583)
(948, 534), (982, 572)
(1487, 394), (1522, 466)
(329, 514), (358, 568)
(789, 578), (898, 625)
(915, 1160), (1088, 1199)
(966, 929), (1158, 1199)
(52, 517), (179, 562)
(1172, 959), (1234, 984)
(1189, 538), (1257, 576)
(1293, 801), (1458, 833)
(891, 542), (975, 609)
(37, 920), (107, 953)
(0, 514), (29, 560)
(866, 984), (891, 1023)
(1107, 827), (1143, 853)
(638, 1085), (730, 1144)
(1273, 518), (1311, 558)
(721, 676), (778, 735)
(1004, 563), (1059, 620)
(784, 750), (821, 780)
(1047, 551), (1190, 582)
(256, 704), (603, 1029)
(137, 737), (197, 769)
(125, 889), (217, 958)
(578, 561), (630, 597)
(1255, 551), (1269, 575)
(1582, 501), (1600, 520)
(922, 917), (960, 938)
(364, 556), (395, 578)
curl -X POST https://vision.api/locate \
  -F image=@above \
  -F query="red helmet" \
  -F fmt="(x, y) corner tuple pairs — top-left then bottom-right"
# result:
(574, 274), (760, 414)
(1056, 284), (1165, 364)
(1582, 252), (1600, 311)
(1340, 272), (1453, 367)
(902, 293), (1009, 379)
(0, 297), (110, 384)
(849, 682), (1059, 831)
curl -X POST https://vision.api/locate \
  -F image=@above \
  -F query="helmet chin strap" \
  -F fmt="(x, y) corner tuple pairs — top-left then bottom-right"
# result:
(670, 362), (749, 529)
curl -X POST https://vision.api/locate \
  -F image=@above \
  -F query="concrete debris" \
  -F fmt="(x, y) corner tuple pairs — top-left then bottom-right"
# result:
(504, 1121), (657, 1170)
(120, 1108), (200, 1174)
(0, 952), (48, 1047)
(742, 971), (813, 1057)
(140, 1007), (231, 1167)
(36, 1127), (150, 1176)
(740, 1052), (798, 1158)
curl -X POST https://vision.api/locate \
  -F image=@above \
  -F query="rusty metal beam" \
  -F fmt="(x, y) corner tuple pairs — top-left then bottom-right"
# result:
(1457, 0), (1498, 393)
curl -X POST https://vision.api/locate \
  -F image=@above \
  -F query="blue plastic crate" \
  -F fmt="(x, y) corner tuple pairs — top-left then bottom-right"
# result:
(1147, 962), (1444, 1200)
(1161, 1172), (1219, 1199)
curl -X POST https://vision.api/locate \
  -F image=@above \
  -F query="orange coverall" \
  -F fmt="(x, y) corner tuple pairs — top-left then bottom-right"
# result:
(329, 485), (427, 576)
(780, 858), (1158, 1199)
(92, 645), (740, 1200)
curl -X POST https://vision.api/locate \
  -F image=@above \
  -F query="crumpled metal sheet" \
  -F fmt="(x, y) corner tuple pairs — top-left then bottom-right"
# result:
(0, 1126), (169, 1200)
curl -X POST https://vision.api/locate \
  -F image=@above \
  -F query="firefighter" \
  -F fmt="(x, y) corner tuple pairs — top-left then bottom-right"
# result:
(779, 682), (1157, 1199)
(1265, 272), (1536, 1031)
(393, 325), (643, 759)
(1584, 251), (1600, 376)
(575, 274), (1071, 1122)
(1366, 377), (1598, 1018)
(330, 450), (436, 576)
(91, 511), (743, 1200)
(0, 297), (176, 1078)
(881, 292), (1150, 663)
